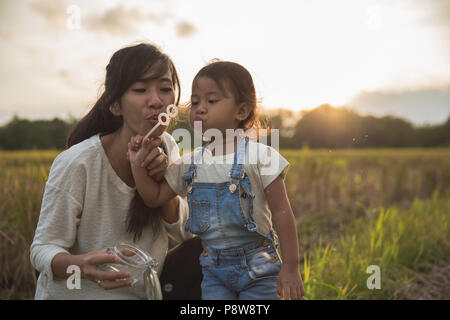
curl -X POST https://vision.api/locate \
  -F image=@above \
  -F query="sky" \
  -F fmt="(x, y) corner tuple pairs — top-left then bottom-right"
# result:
(0, 0), (449, 126)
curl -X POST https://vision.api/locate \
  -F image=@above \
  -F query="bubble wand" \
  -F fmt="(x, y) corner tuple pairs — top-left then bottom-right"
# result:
(144, 104), (178, 139)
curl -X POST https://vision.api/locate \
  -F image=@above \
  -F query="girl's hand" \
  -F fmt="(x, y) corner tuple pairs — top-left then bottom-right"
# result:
(127, 135), (144, 164)
(127, 136), (162, 169)
(77, 248), (132, 290)
(277, 263), (305, 300)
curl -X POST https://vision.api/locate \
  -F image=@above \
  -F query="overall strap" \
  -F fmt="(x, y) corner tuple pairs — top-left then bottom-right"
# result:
(229, 137), (257, 232)
(230, 137), (248, 180)
(183, 147), (206, 186)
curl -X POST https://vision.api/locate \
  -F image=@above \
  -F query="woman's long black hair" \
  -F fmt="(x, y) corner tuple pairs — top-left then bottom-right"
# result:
(67, 43), (181, 241)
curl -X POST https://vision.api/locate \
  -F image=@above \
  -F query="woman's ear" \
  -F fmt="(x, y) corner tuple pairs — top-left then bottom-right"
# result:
(109, 101), (122, 117)
(235, 102), (251, 122)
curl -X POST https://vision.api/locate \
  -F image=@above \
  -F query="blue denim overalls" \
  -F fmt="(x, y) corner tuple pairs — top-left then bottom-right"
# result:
(183, 137), (281, 300)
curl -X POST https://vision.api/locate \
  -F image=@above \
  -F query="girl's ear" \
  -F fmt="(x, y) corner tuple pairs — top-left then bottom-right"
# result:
(109, 101), (122, 116)
(235, 102), (251, 122)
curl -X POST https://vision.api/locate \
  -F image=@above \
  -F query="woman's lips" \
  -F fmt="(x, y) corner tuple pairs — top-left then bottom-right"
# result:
(145, 115), (159, 124)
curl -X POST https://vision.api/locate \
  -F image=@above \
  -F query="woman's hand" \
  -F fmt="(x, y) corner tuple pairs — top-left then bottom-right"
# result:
(77, 248), (133, 290)
(51, 249), (133, 290)
(140, 141), (168, 182)
(277, 263), (305, 300)
(127, 135), (168, 182)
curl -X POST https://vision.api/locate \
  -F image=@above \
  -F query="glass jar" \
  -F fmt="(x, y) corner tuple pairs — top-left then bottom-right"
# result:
(98, 240), (162, 300)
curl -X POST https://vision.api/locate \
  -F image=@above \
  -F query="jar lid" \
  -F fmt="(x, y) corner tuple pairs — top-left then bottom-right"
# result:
(113, 240), (155, 268)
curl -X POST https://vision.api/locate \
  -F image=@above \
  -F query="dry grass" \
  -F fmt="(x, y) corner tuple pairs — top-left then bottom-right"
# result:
(284, 147), (450, 250)
(298, 192), (450, 299)
(397, 259), (450, 300)
(0, 150), (57, 299)
(0, 148), (449, 299)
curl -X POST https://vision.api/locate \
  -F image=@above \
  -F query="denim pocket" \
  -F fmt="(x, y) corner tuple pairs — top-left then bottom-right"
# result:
(188, 200), (211, 234)
(247, 248), (281, 280)
(199, 252), (213, 269)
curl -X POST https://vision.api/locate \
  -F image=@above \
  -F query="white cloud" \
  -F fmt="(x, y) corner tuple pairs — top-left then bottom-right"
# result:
(347, 86), (450, 126)
(0, 0), (448, 126)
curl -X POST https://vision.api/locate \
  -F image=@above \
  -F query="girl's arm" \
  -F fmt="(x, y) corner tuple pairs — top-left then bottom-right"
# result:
(160, 196), (180, 224)
(265, 175), (305, 299)
(266, 175), (299, 265)
(132, 135), (180, 223)
(129, 137), (177, 208)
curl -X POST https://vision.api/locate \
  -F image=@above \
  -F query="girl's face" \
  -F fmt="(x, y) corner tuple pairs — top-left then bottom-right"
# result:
(190, 76), (241, 134)
(116, 67), (175, 136)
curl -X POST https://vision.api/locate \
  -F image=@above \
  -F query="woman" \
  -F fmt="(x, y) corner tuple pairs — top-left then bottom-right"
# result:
(30, 43), (202, 299)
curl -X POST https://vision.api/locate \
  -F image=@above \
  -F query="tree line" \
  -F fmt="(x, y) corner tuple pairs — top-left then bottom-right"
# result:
(289, 104), (450, 149)
(0, 104), (449, 150)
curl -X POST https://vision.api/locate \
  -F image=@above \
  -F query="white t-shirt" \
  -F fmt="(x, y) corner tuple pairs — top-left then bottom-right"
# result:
(164, 139), (290, 238)
(30, 133), (191, 300)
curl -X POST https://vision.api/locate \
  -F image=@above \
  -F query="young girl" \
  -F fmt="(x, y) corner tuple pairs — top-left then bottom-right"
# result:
(128, 61), (305, 300)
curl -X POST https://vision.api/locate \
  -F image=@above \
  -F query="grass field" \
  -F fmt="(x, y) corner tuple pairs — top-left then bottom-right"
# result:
(0, 148), (449, 299)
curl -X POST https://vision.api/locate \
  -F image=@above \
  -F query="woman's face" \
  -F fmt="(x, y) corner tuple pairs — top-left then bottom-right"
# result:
(117, 67), (175, 136)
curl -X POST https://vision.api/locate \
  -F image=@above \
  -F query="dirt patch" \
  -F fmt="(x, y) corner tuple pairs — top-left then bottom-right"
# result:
(399, 259), (450, 300)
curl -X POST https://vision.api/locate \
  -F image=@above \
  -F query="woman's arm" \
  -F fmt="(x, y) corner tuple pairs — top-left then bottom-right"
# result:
(30, 159), (132, 290)
(265, 175), (305, 300)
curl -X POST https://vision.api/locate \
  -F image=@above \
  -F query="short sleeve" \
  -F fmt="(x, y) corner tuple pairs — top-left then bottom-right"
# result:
(164, 156), (189, 197)
(254, 143), (290, 189)
(162, 195), (193, 243)
(161, 132), (181, 165)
